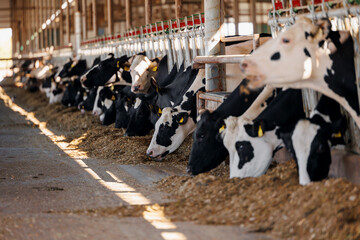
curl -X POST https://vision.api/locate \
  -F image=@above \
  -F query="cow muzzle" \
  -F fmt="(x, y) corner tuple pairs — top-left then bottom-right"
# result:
(240, 59), (266, 89)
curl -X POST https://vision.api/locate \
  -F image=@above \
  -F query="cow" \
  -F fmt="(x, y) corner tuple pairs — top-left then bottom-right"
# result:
(129, 53), (162, 93)
(186, 80), (267, 175)
(115, 86), (135, 129)
(239, 17), (360, 128)
(78, 87), (98, 113)
(220, 89), (304, 179)
(146, 68), (206, 160)
(80, 54), (130, 89)
(276, 95), (347, 185)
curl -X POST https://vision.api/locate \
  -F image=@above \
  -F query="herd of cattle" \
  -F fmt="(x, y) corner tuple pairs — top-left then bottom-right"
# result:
(13, 17), (359, 186)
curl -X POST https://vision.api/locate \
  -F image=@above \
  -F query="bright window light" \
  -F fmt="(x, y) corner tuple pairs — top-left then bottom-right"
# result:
(42, 23), (46, 29)
(61, 2), (67, 9)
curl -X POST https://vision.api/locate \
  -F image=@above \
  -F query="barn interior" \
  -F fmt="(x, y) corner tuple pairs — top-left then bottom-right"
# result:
(1, 0), (360, 239)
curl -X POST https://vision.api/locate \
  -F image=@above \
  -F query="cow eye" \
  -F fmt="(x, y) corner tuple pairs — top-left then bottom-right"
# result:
(282, 38), (290, 44)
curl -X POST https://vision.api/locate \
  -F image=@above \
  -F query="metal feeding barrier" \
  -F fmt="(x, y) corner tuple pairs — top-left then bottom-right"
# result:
(79, 13), (206, 73)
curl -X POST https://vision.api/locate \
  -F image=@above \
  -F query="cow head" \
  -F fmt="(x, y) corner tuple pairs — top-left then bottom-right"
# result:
(187, 110), (229, 175)
(57, 58), (73, 79)
(221, 116), (281, 178)
(146, 106), (196, 161)
(124, 98), (153, 136)
(130, 55), (160, 93)
(240, 17), (329, 89)
(81, 54), (129, 89)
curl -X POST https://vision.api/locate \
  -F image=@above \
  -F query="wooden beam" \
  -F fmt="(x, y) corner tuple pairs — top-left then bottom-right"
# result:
(234, 0), (239, 35)
(125, 0), (131, 29)
(66, 0), (70, 44)
(82, 0), (87, 40)
(250, 0), (256, 34)
(107, 0), (113, 34)
(92, 0), (97, 36)
(145, 0), (152, 25)
(175, 0), (182, 18)
(59, 1), (64, 47)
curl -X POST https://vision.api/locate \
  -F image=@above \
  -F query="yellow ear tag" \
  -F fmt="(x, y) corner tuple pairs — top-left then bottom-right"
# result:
(158, 108), (162, 115)
(124, 66), (130, 71)
(219, 125), (225, 133)
(71, 63), (76, 68)
(117, 61), (120, 69)
(111, 95), (116, 101)
(258, 125), (263, 137)
(127, 97), (131, 102)
(156, 86), (159, 93)
(179, 117), (184, 123)
(152, 66), (158, 72)
(110, 85), (114, 91)
(334, 132), (342, 138)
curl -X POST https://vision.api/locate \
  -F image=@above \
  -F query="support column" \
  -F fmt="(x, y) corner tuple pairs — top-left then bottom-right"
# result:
(107, 0), (113, 34)
(66, 0), (71, 44)
(175, 0), (182, 19)
(125, 0), (131, 29)
(82, 0), (87, 40)
(53, 0), (58, 47)
(204, 0), (225, 92)
(92, 0), (97, 36)
(250, 0), (257, 34)
(145, 0), (152, 25)
(60, 1), (64, 47)
(75, 0), (81, 54)
(44, 0), (48, 49)
(234, 0), (239, 35)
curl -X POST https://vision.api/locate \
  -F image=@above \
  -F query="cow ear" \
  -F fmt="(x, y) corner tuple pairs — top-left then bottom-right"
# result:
(148, 60), (158, 71)
(178, 112), (189, 125)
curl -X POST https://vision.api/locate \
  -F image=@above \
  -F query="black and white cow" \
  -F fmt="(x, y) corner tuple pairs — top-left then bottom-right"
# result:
(78, 87), (98, 113)
(81, 54), (130, 89)
(220, 89), (304, 179)
(276, 95), (347, 185)
(115, 86), (135, 129)
(186, 80), (266, 175)
(146, 68), (206, 160)
(240, 17), (360, 128)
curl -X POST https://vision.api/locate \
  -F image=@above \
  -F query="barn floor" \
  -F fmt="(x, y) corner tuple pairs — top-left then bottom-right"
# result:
(0, 83), (273, 239)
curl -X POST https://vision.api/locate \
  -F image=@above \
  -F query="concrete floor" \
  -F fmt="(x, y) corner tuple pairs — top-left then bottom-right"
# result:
(0, 86), (275, 240)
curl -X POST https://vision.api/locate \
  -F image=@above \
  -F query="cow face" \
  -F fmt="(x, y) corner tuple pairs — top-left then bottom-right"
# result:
(146, 107), (195, 160)
(49, 81), (65, 104)
(279, 119), (331, 185)
(222, 116), (280, 179)
(240, 17), (327, 89)
(130, 55), (159, 93)
(78, 87), (98, 112)
(187, 111), (228, 175)
(92, 86), (104, 116)
(125, 98), (153, 136)
(57, 58), (73, 79)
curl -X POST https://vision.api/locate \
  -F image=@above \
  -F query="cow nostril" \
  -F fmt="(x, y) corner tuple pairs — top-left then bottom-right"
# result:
(240, 62), (248, 70)
(134, 86), (140, 91)
(186, 166), (192, 174)
(146, 151), (153, 157)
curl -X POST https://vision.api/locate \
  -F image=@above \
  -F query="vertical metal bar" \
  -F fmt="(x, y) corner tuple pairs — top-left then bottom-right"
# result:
(204, 0), (225, 92)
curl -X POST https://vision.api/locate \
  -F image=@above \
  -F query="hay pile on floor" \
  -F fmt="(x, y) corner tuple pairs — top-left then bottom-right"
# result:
(157, 160), (360, 240)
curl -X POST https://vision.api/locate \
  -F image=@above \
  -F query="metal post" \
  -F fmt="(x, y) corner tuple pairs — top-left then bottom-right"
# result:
(204, 0), (225, 92)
